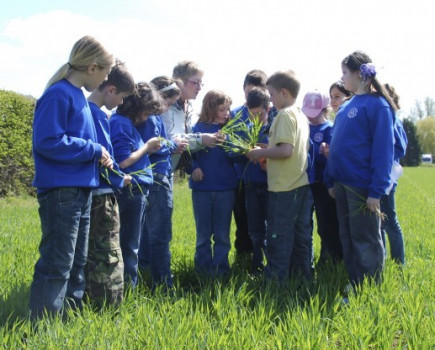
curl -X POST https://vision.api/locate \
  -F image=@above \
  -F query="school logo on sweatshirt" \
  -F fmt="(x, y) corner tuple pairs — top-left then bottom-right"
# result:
(347, 108), (358, 119)
(313, 132), (323, 143)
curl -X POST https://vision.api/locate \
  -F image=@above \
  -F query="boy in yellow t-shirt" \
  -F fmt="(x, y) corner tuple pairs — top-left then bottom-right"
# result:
(247, 70), (313, 282)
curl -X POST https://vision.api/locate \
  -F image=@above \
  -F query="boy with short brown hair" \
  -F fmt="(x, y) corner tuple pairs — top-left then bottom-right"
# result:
(247, 70), (313, 281)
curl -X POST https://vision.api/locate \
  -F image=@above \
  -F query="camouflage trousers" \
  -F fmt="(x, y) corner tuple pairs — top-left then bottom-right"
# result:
(85, 193), (124, 306)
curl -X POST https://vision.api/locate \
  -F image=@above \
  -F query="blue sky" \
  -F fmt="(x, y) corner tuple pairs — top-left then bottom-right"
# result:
(1, 0), (433, 117)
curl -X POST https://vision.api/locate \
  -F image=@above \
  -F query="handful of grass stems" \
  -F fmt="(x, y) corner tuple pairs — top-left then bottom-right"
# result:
(101, 156), (168, 197)
(219, 110), (265, 155)
(343, 184), (386, 220)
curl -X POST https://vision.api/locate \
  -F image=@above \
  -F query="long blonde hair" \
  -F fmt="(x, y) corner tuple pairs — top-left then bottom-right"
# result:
(44, 35), (114, 91)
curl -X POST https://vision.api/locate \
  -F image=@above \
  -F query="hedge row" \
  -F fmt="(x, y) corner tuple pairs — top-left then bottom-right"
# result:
(0, 90), (36, 197)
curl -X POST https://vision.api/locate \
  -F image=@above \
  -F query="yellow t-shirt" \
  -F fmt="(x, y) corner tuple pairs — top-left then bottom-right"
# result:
(267, 106), (309, 192)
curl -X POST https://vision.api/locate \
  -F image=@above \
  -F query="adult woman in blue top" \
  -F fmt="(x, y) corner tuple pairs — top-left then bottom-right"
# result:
(327, 51), (397, 291)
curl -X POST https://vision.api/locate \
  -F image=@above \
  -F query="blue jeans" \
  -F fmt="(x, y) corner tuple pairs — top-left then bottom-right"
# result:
(245, 184), (268, 271)
(29, 187), (92, 319)
(265, 185), (313, 281)
(192, 190), (235, 275)
(334, 182), (385, 287)
(380, 184), (405, 264)
(116, 185), (148, 287)
(139, 174), (173, 287)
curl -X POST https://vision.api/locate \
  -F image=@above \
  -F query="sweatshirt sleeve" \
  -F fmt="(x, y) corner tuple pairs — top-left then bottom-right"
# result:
(368, 103), (394, 198)
(139, 117), (174, 156)
(110, 120), (136, 164)
(393, 118), (408, 161)
(33, 98), (102, 162)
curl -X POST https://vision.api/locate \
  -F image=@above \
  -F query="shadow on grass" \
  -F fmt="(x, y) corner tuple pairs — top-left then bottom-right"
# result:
(133, 256), (349, 322)
(0, 283), (30, 326)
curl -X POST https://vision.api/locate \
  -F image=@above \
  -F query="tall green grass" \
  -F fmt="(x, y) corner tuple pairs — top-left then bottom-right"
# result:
(0, 168), (434, 349)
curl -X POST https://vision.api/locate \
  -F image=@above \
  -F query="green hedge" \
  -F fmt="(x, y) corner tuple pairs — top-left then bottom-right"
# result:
(0, 90), (36, 197)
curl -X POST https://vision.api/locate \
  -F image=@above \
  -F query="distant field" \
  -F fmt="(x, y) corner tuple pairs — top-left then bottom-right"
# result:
(0, 167), (434, 349)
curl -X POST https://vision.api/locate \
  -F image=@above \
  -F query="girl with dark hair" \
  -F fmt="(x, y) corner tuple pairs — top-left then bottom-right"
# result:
(329, 81), (352, 113)
(137, 77), (187, 288)
(109, 82), (162, 287)
(327, 51), (396, 293)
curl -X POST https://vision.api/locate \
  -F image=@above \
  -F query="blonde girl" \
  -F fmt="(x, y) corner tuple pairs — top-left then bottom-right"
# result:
(30, 36), (114, 319)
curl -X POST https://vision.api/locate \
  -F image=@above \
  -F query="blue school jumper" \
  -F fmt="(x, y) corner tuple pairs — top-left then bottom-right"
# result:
(89, 102), (125, 191)
(32, 79), (102, 193)
(328, 94), (394, 198)
(109, 113), (153, 187)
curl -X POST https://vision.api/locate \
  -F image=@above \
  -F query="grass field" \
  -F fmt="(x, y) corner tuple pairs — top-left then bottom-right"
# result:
(0, 167), (434, 349)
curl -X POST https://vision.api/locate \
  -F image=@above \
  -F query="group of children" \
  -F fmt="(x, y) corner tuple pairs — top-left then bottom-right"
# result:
(29, 36), (407, 318)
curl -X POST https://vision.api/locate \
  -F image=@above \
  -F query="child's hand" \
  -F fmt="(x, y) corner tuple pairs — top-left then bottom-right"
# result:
(328, 187), (335, 199)
(202, 133), (221, 148)
(320, 142), (330, 158)
(145, 137), (162, 154)
(191, 168), (204, 182)
(123, 174), (132, 187)
(173, 136), (188, 154)
(100, 147), (113, 169)
(246, 147), (263, 163)
(366, 197), (380, 213)
(215, 131), (226, 144)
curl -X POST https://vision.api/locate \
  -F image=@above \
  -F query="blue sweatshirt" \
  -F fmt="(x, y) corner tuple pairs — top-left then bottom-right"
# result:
(32, 79), (102, 193)
(89, 102), (125, 191)
(189, 122), (238, 191)
(136, 115), (176, 178)
(327, 94), (395, 199)
(109, 113), (153, 187)
(309, 121), (333, 183)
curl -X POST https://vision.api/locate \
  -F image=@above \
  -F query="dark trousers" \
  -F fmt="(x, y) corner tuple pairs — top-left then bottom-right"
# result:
(233, 183), (253, 254)
(334, 182), (384, 287)
(311, 182), (343, 263)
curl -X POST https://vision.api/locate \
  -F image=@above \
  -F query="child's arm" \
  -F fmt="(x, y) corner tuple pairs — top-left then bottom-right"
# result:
(246, 142), (293, 162)
(118, 137), (161, 169)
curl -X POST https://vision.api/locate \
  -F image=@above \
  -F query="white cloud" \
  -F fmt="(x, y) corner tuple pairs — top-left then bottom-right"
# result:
(0, 1), (434, 117)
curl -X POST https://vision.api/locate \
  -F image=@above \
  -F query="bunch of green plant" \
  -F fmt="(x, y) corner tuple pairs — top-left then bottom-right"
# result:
(218, 109), (246, 137)
(100, 161), (164, 196)
(220, 111), (265, 155)
(158, 136), (173, 149)
(343, 184), (386, 220)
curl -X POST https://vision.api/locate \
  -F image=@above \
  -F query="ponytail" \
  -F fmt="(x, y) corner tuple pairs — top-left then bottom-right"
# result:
(44, 35), (114, 91)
